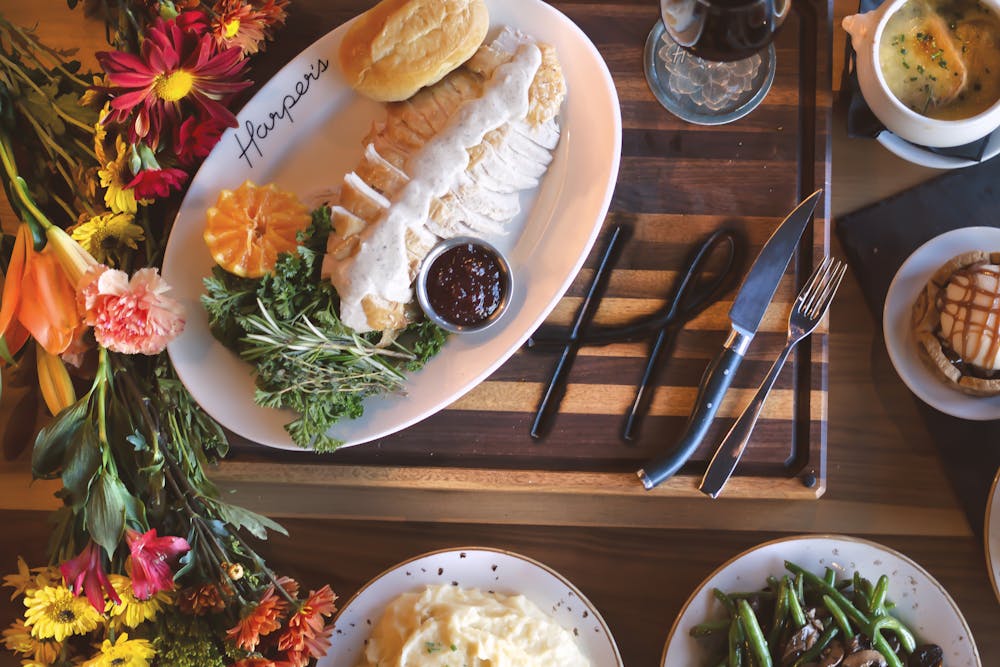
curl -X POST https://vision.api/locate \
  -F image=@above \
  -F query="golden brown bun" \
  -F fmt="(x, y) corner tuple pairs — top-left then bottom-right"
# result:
(339, 0), (489, 102)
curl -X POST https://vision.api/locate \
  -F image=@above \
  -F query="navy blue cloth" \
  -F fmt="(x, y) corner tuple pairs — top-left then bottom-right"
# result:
(841, 0), (994, 162)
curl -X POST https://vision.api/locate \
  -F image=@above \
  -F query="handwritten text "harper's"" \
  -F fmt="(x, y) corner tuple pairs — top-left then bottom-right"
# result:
(234, 58), (330, 169)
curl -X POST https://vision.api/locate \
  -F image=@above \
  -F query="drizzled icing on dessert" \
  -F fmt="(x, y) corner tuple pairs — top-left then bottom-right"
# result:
(936, 261), (1000, 376)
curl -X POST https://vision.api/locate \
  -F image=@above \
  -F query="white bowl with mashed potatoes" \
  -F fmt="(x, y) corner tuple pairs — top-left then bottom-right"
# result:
(843, 0), (1000, 148)
(321, 547), (622, 667)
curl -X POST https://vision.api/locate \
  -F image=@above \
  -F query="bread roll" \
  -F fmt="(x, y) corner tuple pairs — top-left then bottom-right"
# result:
(339, 0), (489, 102)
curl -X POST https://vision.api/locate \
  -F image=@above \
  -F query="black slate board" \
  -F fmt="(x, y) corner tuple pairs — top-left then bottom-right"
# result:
(836, 158), (1000, 538)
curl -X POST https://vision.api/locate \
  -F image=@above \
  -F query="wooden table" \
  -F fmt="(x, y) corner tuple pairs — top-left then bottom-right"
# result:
(0, 0), (998, 665)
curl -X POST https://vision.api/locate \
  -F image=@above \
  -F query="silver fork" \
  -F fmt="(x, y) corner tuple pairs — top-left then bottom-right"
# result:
(699, 256), (847, 498)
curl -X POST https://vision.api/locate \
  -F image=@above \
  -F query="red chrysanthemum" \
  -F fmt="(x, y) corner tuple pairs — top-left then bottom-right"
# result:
(97, 18), (251, 147)
(175, 116), (227, 165)
(60, 541), (121, 612)
(127, 166), (188, 199)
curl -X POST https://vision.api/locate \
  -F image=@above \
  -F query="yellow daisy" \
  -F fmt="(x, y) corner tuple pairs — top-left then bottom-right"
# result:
(81, 633), (155, 667)
(105, 575), (170, 629)
(23, 585), (102, 642)
(2, 619), (61, 664)
(3, 559), (61, 601)
(71, 212), (145, 267)
(3, 557), (32, 600)
(97, 136), (139, 214)
(94, 104), (112, 164)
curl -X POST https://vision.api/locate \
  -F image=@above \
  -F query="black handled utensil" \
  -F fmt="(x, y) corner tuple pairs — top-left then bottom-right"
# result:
(637, 189), (824, 490)
(530, 224), (625, 439)
(623, 228), (739, 441)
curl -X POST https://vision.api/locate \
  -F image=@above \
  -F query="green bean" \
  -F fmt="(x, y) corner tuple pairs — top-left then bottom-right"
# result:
(853, 572), (874, 616)
(794, 572), (804, 603)
(728, 615), (745, 667)
(737, 599), (773, 667)
(787, 579), (807, 628)
(691, 619), (732, 637)
(714, 588), (737, 614)
(823, 567), (837, 586)
(785, 561), (869, 628)
(872, 633), (904, 667)
(822, 594), (854, 639)
(869, 615), (917, 654)
(791, 625), (839, 667)
(768, 577), (790, 647)
(870, 574), (889, 617)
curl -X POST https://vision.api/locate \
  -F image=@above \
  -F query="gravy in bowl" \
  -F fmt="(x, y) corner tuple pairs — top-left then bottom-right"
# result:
(878, 0), (1000, 120)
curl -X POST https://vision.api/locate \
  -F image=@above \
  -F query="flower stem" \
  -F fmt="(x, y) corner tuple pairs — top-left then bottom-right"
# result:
(0, 52), (94, 134)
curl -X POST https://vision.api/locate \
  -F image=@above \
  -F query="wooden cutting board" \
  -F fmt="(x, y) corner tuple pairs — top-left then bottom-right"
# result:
(222, 0), (833, 513)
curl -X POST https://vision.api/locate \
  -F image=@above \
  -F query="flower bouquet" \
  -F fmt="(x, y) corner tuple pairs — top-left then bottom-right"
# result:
(0, 1), (337, 665)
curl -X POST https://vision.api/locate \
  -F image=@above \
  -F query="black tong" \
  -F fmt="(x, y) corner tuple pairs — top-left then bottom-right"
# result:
(529, 227), (743, 440)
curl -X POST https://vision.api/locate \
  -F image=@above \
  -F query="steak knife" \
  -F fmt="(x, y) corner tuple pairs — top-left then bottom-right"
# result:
(636, 189), (823, 490)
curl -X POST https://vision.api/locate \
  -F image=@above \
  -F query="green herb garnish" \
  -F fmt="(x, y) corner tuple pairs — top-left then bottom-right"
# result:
(202, 206), (447, 451)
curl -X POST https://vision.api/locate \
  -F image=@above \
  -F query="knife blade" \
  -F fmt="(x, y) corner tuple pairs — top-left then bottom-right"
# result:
(636, 189), (823, 490)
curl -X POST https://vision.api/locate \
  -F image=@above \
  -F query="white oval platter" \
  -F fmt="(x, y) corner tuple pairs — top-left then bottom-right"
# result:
(162, 0), (622, 449)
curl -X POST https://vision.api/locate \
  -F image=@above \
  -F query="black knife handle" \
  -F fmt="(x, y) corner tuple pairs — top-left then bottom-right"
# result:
(637, 330), (750, 490)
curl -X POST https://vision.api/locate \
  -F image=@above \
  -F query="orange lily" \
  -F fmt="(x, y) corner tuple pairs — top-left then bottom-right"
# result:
(0, 224), (34, 358)
(0, 223), (87, 358)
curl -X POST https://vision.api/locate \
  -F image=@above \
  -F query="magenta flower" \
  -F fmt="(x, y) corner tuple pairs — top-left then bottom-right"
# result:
(127, 166), (188, 199)
(125, 528), (190, 600)
(60, 541), (121, 612)
(78, 266), (186, 355)
(174, 116), (226, 165)
(97, 18), (251, 146)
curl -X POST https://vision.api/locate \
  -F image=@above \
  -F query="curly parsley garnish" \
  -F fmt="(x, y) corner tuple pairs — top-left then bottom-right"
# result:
(202, 207), (447, 451)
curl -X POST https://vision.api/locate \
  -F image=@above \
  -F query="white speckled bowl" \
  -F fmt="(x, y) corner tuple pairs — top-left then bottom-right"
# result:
(661, 535), (981, 667)
(321, 547), (623, 667)
(843, 0), (1000, 148)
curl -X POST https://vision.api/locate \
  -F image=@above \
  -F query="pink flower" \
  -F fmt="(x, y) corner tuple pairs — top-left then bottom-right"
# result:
(60, 541), (121, 612)
(125, 528), (190, 600)
(175, 116), (227, 165)
(79, 266), (186, 355)
(127, 166), (188, 199)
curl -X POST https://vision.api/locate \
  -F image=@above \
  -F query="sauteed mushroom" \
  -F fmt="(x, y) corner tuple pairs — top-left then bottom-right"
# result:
(908, 644), (944, 667)
(841, 649), (888, 667)
(816, 638), (846, 667)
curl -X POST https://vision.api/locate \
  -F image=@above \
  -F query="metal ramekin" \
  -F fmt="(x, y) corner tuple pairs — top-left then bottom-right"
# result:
(415, 236), (512, 334)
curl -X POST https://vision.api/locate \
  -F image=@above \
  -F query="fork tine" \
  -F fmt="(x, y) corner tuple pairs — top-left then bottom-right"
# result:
(807, 259), (846, 320)
(798, 256), (832, 309)
(799, 256), (833, 313)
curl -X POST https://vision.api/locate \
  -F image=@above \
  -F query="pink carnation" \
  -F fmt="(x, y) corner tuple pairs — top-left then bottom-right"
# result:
(79, 266), (185, 355)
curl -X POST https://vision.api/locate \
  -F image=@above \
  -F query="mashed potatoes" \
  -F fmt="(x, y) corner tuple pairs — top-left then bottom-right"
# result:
(357, 584), (591, 667)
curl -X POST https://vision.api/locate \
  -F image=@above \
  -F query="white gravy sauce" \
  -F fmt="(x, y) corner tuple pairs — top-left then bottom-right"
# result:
(333, 43), (542, 333)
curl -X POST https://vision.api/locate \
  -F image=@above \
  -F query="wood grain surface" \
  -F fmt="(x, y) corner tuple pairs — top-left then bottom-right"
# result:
(204, 0), (837, 500)
(2, 1), (1000, 665)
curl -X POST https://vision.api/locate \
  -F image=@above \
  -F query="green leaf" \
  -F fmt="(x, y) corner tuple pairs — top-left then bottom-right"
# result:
(85, 472), (127, 555)
(211, 500), (287, 539)
(32, 398), (87, 479)
(60, 421), (101, 510)
(19, 83), (65, 136)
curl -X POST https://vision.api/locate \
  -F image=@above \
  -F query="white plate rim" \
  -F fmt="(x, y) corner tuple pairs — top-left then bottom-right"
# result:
(659, 533), (982, 667)
(985, 466), (1000, 605)
(882, 226), (1000, 420)
(324, 545), (623, 667)
(877, 130), (1000, 170)
(162, 0), (622, 450)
